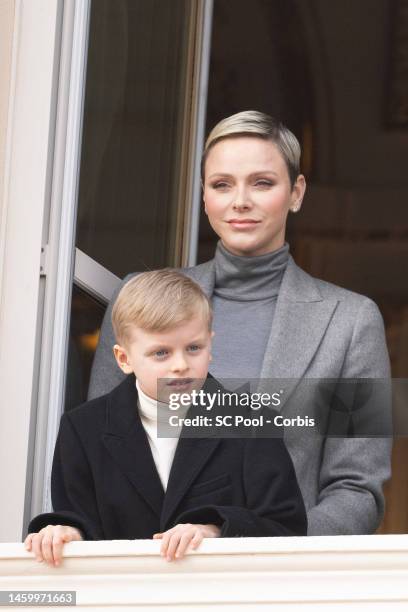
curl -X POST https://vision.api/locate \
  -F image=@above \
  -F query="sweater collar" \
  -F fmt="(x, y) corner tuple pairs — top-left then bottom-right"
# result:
(214, 240), (289, 301)
(136, 379), (189, 424)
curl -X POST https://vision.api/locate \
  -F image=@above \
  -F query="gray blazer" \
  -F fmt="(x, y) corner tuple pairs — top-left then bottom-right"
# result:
(88, 256), (392, 536)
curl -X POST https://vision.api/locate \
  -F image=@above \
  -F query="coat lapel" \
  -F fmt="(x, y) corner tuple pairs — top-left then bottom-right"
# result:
(160, 434), (221, 530)
(257, 256), (338, 407)
(160, 375), (222, 529)
(102, 375), (165, 518)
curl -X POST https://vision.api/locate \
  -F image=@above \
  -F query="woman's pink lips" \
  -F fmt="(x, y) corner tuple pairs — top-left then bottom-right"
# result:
(227, 219), (260, 229)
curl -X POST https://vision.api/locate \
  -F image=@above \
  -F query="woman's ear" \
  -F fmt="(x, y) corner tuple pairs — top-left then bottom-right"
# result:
(290, 174), (306, 213)
(113, 344), (133, 374)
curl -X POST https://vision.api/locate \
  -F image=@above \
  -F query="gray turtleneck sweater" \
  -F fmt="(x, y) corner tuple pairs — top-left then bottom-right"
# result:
(209, 241), (289, 380)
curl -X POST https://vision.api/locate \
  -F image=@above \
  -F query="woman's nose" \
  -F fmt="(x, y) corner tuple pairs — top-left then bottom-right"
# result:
(232, 185), (252, 211)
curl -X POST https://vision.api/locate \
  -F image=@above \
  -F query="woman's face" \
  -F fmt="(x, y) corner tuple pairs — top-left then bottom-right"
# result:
(203, 136), (306, 257)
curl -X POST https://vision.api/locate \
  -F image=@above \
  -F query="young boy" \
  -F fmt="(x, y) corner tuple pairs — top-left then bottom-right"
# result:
(25, 270), (306, 566)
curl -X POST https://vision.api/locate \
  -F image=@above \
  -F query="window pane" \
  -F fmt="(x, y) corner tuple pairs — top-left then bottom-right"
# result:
(76, 0), (194, 277)
(65, 285), (105, 411)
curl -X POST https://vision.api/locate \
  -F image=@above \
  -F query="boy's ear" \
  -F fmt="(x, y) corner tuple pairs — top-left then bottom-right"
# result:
(209, 330), (215, 361)
(113, 344), (133, 374)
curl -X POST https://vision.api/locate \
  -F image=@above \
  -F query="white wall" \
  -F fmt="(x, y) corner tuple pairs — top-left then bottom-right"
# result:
(0, 0), (15, 294)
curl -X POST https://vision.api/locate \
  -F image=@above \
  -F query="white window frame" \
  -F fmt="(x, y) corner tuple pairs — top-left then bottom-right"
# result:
(74, 249), (120, 303)
(34, 0), (92, 517)
(183, 0), (213, 266)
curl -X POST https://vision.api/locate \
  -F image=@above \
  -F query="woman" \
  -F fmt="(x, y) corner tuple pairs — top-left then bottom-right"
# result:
(88, 111), (391, 535)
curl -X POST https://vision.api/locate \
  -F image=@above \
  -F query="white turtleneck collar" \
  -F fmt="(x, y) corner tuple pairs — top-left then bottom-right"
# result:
(136, 379), (176, 425)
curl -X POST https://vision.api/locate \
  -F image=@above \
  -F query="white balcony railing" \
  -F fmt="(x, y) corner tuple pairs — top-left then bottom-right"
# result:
(1, 535), (408, 610)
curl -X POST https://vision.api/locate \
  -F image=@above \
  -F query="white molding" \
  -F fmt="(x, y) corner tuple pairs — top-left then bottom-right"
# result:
(74, 248), (121, 303)
(0, 0), (63, 543)
(2, 536), (408, 609)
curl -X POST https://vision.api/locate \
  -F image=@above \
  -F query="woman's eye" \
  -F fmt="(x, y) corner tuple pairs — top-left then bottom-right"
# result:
(254, 179), (273, 188)
(212, 181), (230, 190)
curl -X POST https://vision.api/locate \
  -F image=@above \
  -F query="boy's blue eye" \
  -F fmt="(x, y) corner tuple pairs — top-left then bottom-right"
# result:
(188, 345), (201, 352)
(154, 349), (168, 358)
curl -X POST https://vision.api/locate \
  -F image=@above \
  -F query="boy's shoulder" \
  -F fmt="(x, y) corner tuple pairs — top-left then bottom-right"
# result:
(66, 393), (107, 418)
(64, 375), (135, 431)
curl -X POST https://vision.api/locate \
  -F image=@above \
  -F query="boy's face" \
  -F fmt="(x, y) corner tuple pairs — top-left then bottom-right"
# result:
(113, 314), (213, 401)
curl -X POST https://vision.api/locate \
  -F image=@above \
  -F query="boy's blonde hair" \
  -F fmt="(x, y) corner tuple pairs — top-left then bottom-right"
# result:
(111, 269), (212, 346)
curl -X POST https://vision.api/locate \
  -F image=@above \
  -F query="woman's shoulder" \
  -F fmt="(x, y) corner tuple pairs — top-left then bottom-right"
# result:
(118, 262), (215, 287)
(180, 259), (214, 280)
(313, 275), (374, 304)
(290, 258), (380, 312)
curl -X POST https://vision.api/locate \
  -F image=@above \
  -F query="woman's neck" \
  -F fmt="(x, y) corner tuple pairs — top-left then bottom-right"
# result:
(214, 240), (289, 301)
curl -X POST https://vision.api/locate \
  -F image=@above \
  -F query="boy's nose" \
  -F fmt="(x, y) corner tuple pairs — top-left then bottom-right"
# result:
(170, 354), (189, 373)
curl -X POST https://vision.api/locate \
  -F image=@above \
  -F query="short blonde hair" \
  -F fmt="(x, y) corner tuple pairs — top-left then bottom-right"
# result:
(112, 269), (212, 346)
(202, 110), (301, 187)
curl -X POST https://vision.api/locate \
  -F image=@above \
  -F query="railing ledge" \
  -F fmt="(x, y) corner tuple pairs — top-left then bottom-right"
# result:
(1, 535), (408, 609)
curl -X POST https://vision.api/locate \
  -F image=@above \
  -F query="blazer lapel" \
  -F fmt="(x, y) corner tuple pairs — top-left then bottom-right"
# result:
(102, 375), (165, 518)
(184, 252), (338, 408)
(257, 257), (339, 407)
